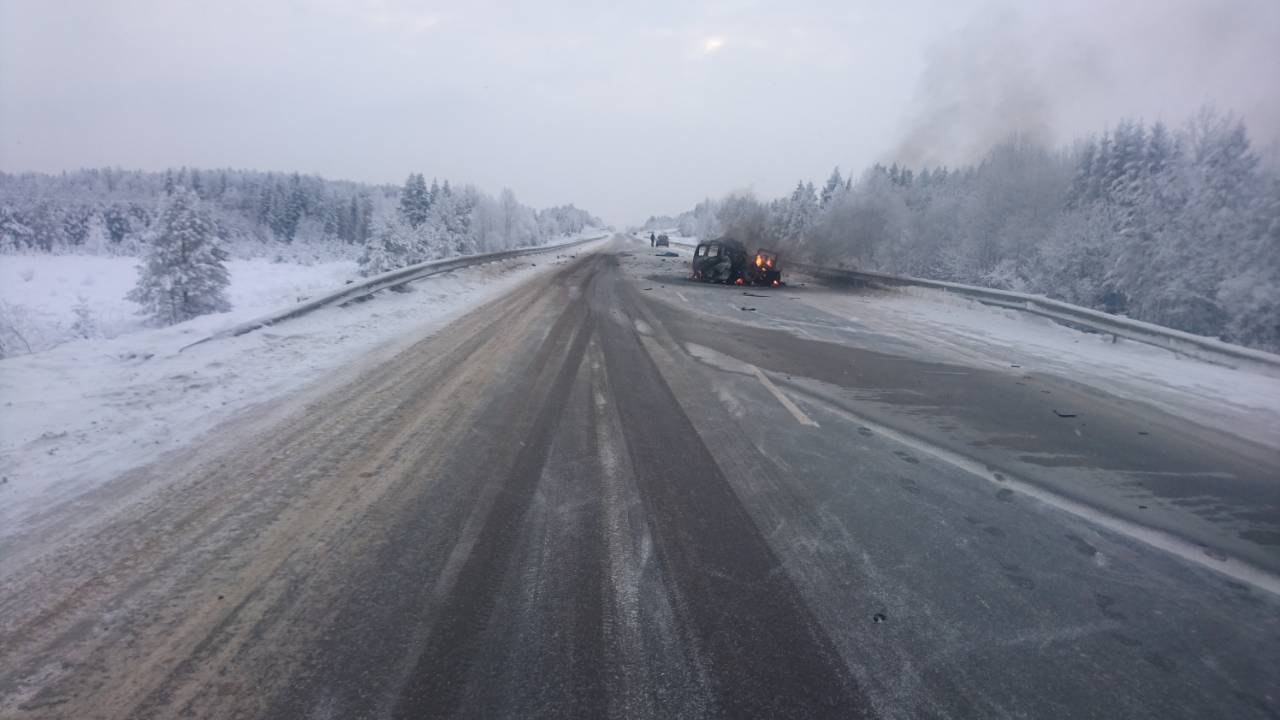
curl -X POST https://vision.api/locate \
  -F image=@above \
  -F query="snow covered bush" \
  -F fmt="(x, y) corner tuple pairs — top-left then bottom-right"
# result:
(0, 300), (35, 357)
(70, 295), (95, 339)
(126, 187), (231, 326)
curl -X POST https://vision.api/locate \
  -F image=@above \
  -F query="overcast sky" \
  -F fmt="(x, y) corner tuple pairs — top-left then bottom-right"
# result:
(2, 0), (1278, 224)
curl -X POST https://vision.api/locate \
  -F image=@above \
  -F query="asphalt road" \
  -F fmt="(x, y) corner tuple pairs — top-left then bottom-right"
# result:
(1, 238), (1277, 719)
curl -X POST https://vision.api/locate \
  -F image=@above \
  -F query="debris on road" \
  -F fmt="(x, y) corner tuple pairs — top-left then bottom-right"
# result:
(1053, 409), (1078, 418)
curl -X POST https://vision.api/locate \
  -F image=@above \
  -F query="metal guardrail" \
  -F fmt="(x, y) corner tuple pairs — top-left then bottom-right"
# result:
(792, 262), (1280, 371)
(183, 234), (607, 350)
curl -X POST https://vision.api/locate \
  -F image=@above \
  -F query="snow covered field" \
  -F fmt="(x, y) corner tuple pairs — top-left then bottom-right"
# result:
(0, 239), (607, 537)
(0, 254), (358, 353)
(797, 286), (1280, 449)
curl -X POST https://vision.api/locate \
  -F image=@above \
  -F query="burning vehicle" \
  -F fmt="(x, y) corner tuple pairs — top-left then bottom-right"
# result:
(692, 238), (782, 287)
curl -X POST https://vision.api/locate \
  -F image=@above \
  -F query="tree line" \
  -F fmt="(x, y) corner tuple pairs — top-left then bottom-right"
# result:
(651, 108), (1279, 351)
(0, 168), (603, 333)
(0, 168), (387, 258)
(359, 173), (602, 276)
(0, 168), (603, 268)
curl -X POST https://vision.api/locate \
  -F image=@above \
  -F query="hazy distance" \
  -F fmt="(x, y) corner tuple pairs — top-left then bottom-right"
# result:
(2, 0), (1278, 224)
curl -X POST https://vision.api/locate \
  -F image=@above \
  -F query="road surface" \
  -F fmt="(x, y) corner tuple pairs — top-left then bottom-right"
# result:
(1, 238), (1277, 718)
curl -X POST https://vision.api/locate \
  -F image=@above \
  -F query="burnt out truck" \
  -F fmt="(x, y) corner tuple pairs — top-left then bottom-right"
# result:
(691, 238), (782, 287)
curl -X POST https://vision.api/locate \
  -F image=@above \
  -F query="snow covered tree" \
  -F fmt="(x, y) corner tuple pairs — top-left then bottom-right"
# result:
(821, 167), (844, 207)
(127, 187), (231, 326)
(71, 295), (96, 338)
(359, 216), (415, 276)
(102, 204), (133, 244)
(399, 173), (432, 228)
(783, 181), (819, 246)
(716, 192), (770, 249)
(83, 212), (110, 255)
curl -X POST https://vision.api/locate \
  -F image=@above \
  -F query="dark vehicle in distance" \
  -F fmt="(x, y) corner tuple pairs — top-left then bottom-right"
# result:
(692, 238), (782, 287)
(656, 234), (670, 247)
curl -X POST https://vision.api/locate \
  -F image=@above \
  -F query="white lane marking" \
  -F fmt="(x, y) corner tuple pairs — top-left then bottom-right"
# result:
(751, 367), (820, 427)
(805, 395), (1280, 597)
(675, 291), (690, 303)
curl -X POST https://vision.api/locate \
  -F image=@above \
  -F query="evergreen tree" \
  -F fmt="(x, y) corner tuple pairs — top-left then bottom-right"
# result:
(127, 187), (231, 325)
(103, 204), (132, 244)
(784, 181), (819, 245)
(821, 167), (844, 206)
(399, 173), (431, 227)
(1066, 137), (1098, 208)
(359, 216), (413, 276)
(71, 295), (95, 338)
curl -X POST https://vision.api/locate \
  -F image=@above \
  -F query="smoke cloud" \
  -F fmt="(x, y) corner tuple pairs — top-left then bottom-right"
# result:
(892, 0), (1280, 168)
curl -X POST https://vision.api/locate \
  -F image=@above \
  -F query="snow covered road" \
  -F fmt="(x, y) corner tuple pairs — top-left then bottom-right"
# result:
(0, 241), (604, 540)
(0, 237), (1276, 719)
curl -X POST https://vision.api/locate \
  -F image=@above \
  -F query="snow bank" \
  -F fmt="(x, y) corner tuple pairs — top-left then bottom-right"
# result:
(0, 241), (606, 536)
(799, 287), (1280, 448)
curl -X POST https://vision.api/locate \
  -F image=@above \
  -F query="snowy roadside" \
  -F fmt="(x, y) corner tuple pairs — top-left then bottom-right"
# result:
(0, 238), (609, 537)
(0, 254), (359, 353)
(796, 286), (1280, 449)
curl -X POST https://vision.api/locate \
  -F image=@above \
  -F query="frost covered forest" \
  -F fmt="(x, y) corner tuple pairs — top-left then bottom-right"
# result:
(652, 110), (1279, 351)
(0, 167), (603, 268)
(0, 168), (601, 354)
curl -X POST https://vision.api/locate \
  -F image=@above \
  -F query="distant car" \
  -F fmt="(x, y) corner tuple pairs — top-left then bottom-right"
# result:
(656, 234), (670, 247)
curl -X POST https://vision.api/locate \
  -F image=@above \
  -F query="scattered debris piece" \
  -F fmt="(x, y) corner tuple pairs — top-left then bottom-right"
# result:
(873, 612), (887, 623)
(1053, 409), (1078, 418)
(656, 251), (679, 257)
(742, 292), (769, 298)
(1202, 547), (1229, 562)
(739, 306), (757, 312)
